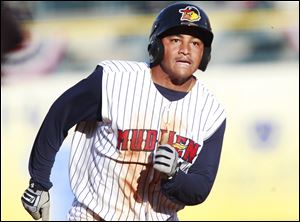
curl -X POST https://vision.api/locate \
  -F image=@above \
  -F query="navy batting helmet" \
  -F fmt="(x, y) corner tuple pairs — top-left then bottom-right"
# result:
(148, 3), (213, 71)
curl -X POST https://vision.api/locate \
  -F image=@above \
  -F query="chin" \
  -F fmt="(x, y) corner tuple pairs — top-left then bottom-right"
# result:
(171, 71), (194, 85)
(170, 76), (190, 85)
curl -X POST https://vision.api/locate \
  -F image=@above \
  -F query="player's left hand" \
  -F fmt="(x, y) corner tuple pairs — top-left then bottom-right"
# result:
(153, 144), (179, 178)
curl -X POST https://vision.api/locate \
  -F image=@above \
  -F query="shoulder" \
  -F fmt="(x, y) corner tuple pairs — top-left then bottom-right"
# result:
(195, 81), (226, 140)
(98, 60), (149, 73)
(196, 81), (225, 111)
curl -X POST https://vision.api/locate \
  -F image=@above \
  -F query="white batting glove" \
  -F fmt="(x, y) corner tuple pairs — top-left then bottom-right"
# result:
(153, 144), (179, 178)
(21, 180), (50, 221)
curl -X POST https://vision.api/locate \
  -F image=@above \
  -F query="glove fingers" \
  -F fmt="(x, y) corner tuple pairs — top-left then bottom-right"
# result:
(31, 212), (42, 220)
(154, 144), (179, 177)
(153, 162), (171, 174)
(155, 150), (175, 165)
(155, 153), (171, 160)
(27, 208), (41, 220)
(21, 198), (41, 220)
(157, 145), (174, 153)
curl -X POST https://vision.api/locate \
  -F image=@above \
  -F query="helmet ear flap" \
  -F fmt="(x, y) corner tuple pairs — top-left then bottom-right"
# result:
(148, 37), (164, 68)
(199, 47), (211, 71)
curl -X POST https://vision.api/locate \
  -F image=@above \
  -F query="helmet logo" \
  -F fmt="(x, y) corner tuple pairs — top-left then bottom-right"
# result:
(179, 6), (201, 22)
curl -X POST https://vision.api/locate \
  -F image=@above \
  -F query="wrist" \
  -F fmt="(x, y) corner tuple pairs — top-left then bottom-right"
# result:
(30, 178), (49, 191)
(167, 166), (180, 180)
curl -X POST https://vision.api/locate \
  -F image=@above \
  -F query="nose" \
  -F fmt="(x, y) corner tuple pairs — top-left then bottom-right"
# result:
(178, 41), (190, 55)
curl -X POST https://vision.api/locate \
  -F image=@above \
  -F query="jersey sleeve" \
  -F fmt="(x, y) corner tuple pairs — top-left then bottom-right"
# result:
(160, 119), (226, 205)
(29, 65), (103, 190)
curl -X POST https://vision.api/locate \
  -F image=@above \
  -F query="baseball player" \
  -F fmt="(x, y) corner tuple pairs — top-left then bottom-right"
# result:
(21, 2), (226, 221)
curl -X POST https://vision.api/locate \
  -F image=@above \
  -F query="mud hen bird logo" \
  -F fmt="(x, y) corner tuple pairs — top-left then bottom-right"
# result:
(179, 6), (201, 22)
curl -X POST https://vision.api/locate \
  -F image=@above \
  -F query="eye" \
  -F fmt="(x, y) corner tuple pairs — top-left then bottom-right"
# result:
(170, 38), (180, 43)
(192, 41), (200, 46)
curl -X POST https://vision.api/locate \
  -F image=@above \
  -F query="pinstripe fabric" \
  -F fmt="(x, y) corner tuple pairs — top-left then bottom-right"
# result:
(68, 60), (226, 221)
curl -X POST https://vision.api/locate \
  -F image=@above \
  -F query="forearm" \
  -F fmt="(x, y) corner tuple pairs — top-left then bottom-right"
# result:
(161, 119), (226, 205)
(161, 170), (213, 205)
(29, 98), (76, 190)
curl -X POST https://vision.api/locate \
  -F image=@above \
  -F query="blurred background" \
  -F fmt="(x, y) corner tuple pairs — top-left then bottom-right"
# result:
(1, 1), (299, 221)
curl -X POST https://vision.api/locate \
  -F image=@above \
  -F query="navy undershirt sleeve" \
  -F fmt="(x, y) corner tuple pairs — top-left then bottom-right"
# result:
(29, 65), (103, 190)
(161, 119), (226, 205)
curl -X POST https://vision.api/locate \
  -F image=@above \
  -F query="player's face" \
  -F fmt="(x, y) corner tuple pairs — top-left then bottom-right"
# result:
(160, 34), (204, 85)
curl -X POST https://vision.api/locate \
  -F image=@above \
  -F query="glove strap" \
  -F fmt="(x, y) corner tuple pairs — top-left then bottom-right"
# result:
(167, 162), (181, 180)
(29, 178), (49, 191)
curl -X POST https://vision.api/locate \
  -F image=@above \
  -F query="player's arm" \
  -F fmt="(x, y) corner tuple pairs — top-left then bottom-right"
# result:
(28, 65), (104, 190)
(160, 119), (226, 205)
(22, 65), (104, 220)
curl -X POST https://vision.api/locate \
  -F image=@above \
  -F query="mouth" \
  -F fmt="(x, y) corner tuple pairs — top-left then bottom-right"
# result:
(176, 59), (191, 66)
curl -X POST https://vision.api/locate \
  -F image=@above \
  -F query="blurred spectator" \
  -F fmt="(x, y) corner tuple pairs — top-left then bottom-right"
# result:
(1, 2), (24, 67)
(1, 2), (67, 83)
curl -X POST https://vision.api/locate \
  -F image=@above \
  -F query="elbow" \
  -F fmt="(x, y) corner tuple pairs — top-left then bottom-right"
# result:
(193, 191), (210, 205)
(187, 187), (211, 206)
(185, 176), (214, 205)
(186, 170), (217, 205)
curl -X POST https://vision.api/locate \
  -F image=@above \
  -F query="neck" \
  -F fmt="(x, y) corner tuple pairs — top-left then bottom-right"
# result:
(150, 66), (196, 92)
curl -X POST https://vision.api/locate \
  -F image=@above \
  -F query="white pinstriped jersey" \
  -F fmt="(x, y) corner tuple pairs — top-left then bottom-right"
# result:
(69, 60), (226, 221)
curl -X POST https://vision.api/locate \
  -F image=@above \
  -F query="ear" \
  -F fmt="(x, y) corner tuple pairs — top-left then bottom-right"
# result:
(148, 37), (164, 67)
(199, 47), (211, 71)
